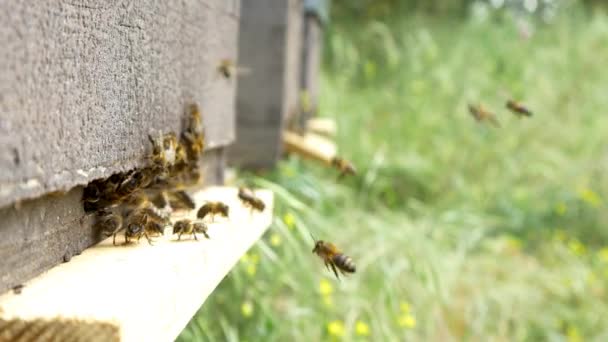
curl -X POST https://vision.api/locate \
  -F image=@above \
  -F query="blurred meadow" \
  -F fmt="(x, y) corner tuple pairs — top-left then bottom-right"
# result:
(180, 0), (608, 340)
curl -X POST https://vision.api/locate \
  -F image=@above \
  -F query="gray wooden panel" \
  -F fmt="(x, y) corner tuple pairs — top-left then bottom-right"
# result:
(0, 0), (239, 208)
(0, 148), (226, 295)
(300, 14), (322, 128)
(229, 0), (302, 169)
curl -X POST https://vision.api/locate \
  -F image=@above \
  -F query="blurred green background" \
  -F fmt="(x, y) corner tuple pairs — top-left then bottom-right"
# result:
(179, 0), (608, 340)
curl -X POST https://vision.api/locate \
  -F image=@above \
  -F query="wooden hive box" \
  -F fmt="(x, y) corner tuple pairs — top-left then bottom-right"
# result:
(0, 0), (240, 294)
(299, 0), (329, 129)
(229, 0), (303, 169)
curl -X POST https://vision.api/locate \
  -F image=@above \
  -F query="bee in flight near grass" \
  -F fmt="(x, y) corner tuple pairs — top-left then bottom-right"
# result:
(197, 201), (230, 222)
(330, 156), (357, 179)
(506, 99), (533, 117)
(311, 234), (356, 280)
(468, 103), (500, 127)
(237, 187), (265, 213)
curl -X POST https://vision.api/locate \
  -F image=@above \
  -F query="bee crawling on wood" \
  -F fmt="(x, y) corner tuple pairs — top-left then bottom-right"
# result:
(197, 201), (229, 222)
(173, 219), (210, 241)
(95, 209), (124, 246)
(124, 210), (154, 245)
(506, 99), (533, 117)
(237, 187), (265, 213)
(468, 103), (500, 127)
(311, 234), (356, 280)
(330, 156), (357, 179)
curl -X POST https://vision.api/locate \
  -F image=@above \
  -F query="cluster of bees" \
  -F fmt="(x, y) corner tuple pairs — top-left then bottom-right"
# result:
(468, 99), (533, 126)
(82, 103), (266, 246)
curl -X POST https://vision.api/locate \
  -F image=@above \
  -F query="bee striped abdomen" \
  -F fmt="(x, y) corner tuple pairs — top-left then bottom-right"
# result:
(333, 254), (356, 273)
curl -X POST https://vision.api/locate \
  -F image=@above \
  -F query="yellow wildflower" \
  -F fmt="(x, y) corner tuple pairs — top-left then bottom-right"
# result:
(578, 188), (602, 208)
(283, 212), (296, 230)
(246, 264), (257, 277)
(240, 253), (250, 264)
(598, 247), (608, 263)
(327, 320), (345, 337)
(319, 279), (334, 296)
(568, 239), (586, 256)
(355, 321), (370, 336)
(241, 301), (253, 318)
(398, 314), (416, 329)
(270, 233), (282, 247)
(400, 302), (411, 313)
(566, 325), (582, 342)
(555, 202), (567, 216)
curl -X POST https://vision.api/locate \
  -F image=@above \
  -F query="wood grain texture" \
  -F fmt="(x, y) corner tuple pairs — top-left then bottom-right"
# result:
(229, 0), (303, 169)
(0, 0), (239, 208)
(0, 186), (273, 342)
(0, 148), (226, 295)
(300, 14), (322, 127)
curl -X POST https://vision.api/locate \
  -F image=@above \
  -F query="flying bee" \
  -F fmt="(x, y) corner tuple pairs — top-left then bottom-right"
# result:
(237, 187), (265, 213)
(95, 210), (124, 246)
(173, 219), (210, 241)
(311, 235), (356, 280)
(125, 211), (153, 245)
(506, 99), (532, 117)
(330, 156), (357, 179)
(468, 103), (500, 127)
(217, 58), (251, 79)
(197, 201), (229, 222)
(167, 190), (196, 210)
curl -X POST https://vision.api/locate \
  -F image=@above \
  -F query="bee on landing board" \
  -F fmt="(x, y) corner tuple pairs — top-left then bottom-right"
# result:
(330, 156), (357, 179)
(237, 187), (265, 213)
(468, 103), (500, 127)
(506, 99), (533, 117)
(173, 219), (210, 241)
(197, 202), (229, 222)
(124, 210), (153, 245)
(96, 209), (124, 246)
(311, 235), (356, 280)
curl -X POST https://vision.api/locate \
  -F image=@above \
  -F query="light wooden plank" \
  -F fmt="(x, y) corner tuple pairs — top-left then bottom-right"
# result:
(283, 130), (336, 166)
(306, 118), (337, 138)
(0, 186), (273, 342)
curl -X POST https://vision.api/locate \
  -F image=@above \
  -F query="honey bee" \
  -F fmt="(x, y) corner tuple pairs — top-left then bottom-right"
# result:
(181, 104), (205, 163)
(237, 187), (265, 213)
(217, 59), (251, 79)
(173, 219), (210, 240)
(311, 236), (356, 280)
(95, 210), (124, 246)
(168, 190), (196, 210)
(197, 202), (229, 222)
(468, 103), (500, 127)
(125, 210), (153, 245)
(330, 157), (357, 179)
(506, 99), (532, 117)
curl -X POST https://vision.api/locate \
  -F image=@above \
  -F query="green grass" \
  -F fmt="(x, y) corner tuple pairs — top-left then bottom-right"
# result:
(179, 10), (608, 342)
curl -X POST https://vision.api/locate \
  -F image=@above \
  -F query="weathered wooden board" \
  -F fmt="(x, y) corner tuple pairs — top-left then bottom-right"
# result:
(229, 0), (303, 169)
(0, 148), (226, 295)
(0, 0), (240, 208)
(0, 187), (273, 342)
(299, 14), (323, 129)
